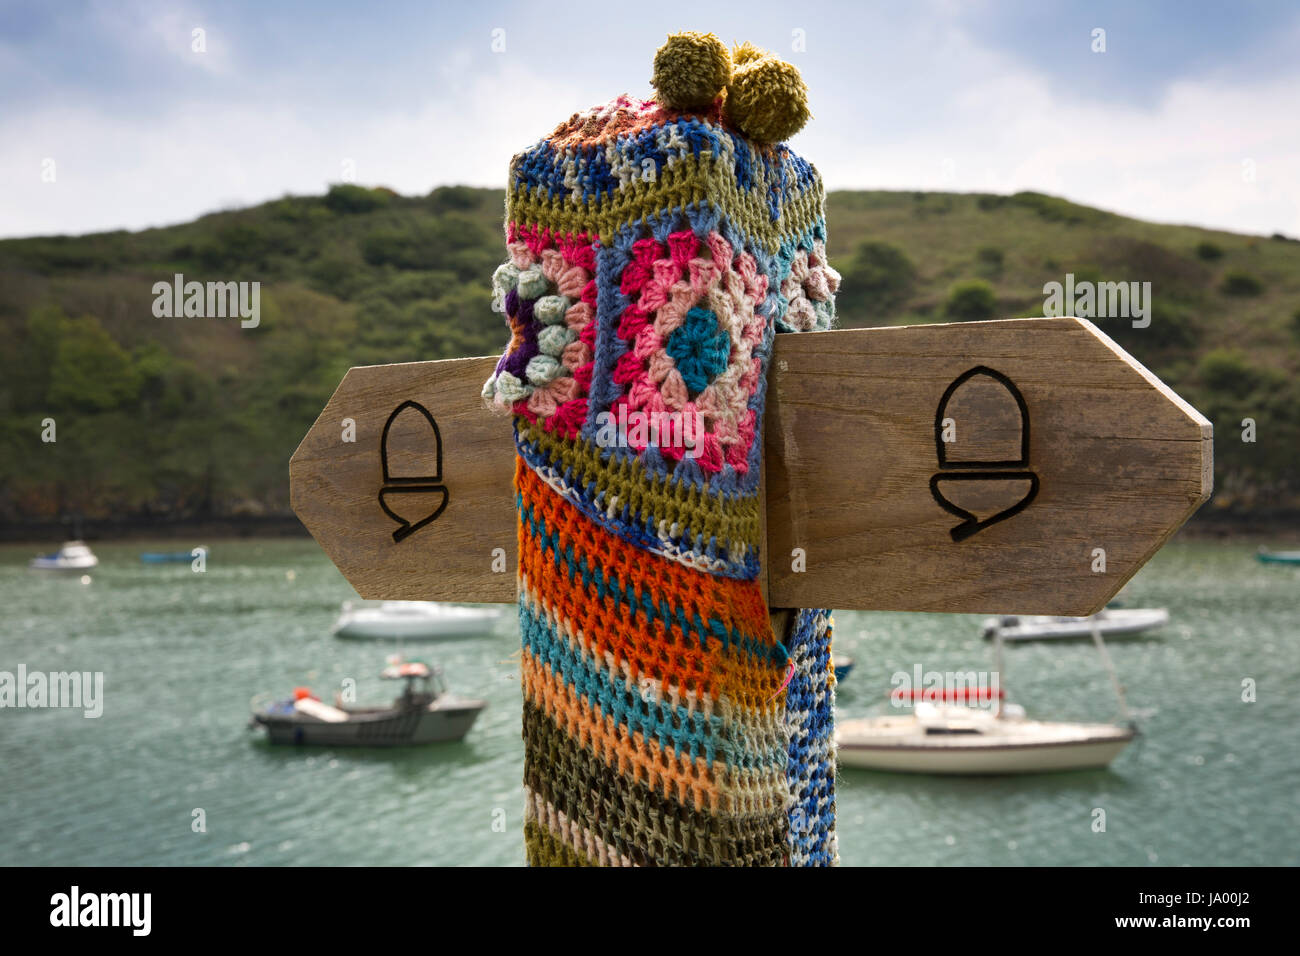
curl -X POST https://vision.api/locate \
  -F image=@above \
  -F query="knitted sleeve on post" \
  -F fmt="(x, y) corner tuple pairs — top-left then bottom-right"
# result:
(482, 35), (841, 867)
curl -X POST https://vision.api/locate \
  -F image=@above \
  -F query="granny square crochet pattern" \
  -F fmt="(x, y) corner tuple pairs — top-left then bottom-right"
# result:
(483, 33), (840, 866)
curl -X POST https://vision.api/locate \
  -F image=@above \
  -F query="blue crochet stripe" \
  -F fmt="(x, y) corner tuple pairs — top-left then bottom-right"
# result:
(784, 608), (838, 867)
(518, 596), (787, 772)
(510, 115), (819, 212)
(517, 491), (787, 668)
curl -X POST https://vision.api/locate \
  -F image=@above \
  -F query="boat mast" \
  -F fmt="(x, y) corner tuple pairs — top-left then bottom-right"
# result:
(993, 631), (1005, 719)
(1090, 621), (1132, 724)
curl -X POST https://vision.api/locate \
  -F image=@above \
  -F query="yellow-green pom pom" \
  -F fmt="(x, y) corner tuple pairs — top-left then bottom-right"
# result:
(652, 31), (731, 110)
(730, 41), (766, 67)
(724, 53), (811, 143)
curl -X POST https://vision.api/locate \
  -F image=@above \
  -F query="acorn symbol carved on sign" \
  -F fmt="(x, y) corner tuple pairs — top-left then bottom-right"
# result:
(930, 366), (1039, 542)
(377, 400), (449, 542)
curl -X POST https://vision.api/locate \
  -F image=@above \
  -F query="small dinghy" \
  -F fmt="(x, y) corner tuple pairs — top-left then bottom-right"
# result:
(29, 541), (99, 572)
(332, 600), (503, 641)
(249, 660), (485, 747)
(982, 607), (1167, 642)
(1257, 549), (1300, 565)
(140, 550), (202, 564)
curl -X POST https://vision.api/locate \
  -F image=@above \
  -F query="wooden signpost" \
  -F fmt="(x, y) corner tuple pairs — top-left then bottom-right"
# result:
(290, 317), (1212, 616)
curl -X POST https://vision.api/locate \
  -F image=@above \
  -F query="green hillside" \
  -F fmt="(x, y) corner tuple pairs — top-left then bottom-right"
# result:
(1, 184), (1296, 526)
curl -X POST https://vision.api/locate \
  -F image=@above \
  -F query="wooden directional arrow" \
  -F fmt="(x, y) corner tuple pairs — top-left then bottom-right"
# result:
(290, 317), (1212, 616)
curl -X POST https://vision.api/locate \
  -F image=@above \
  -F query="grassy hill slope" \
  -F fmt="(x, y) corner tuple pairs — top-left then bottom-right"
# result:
(1, 184), (1296, 525)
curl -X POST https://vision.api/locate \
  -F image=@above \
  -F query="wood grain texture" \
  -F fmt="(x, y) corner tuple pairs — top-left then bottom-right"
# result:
(764, 317), (1212, 614)
(290, 317), (1212, 614)
(290, 357), (517, 602)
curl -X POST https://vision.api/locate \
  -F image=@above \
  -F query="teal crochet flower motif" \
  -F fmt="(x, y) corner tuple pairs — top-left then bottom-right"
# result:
(666, 306), (730, 396)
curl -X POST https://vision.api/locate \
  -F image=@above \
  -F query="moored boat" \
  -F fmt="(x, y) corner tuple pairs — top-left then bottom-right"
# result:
(29, 541), (99, 572)
(838, 622), (1136, 775)
(1257, 549), (1300, 565)
(141, 550), (203, 564)
(332, 600), (503, 641)
(836, 698), (1135, 774)
(249, 660), (486, 746)
(982, 607), (1168, 641)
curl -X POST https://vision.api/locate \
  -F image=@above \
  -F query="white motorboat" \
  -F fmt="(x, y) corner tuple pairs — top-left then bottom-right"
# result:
(28, 541), (99, 572)
(836, 699), (1135, 774)
(332, 600), (503, 641)
(982, 607), (1168, 642)
(249, 659), (486, 746)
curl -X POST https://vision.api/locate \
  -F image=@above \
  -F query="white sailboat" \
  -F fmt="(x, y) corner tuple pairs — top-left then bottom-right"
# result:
(836, 625), (1137, 775)
(836, 700), (1135, 774)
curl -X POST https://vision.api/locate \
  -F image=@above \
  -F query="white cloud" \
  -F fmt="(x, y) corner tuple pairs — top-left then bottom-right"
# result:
(0, 60), (584, 238)
(92, 0), (234, 75)
(0, 13), (1296, 239)
(802, 31), (1300, 237)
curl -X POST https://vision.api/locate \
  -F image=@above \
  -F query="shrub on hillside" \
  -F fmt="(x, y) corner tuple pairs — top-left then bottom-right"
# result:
(976, 246), (1004, 277)
(1087, 238), (1209, 295)
(1199, 348), (1264, 393)
(46, 313), (142, 411)
(1009, 191), (1104, 225)
(307, 243), (369, 300)
(428, 186), (482, 213)
(362, 215), (493, 273)
(5, 236), (121, 274)
(324, 184), (392, 214)
(944, 280), (997, 322)
(1195, 241), (1223, 261)
(1099, 298), (1200, 359)
(833, 240), (917, 322)
(1221, 271), (1263, 296)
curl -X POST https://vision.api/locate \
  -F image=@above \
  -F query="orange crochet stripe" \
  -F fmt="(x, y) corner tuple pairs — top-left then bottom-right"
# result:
(539, 95), (720, 149)
(516, 457), (784, 708)
(518, 582), (788, 807)
(518, 579), (787, 764)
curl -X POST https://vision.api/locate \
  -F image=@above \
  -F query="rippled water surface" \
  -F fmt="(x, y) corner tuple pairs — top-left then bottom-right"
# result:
(1, 537), (1295, 866)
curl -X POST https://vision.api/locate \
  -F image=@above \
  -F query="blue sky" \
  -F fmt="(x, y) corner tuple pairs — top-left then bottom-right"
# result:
(1, 0), (1298, 238)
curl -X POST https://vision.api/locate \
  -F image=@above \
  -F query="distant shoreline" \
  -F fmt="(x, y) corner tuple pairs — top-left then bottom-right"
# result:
(1172, 509), (1300, 542)
(0, 516), (310, 545)
(3, 510), (1298, 546)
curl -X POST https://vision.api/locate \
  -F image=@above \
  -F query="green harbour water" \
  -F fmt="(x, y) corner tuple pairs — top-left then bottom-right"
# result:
(1, 536), (1296, 867)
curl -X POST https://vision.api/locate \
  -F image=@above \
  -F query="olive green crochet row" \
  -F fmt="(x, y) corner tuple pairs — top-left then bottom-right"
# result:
(523, 821), (599, 867)
(523, 701), (788, 866)
(506, 153), (825, 252)
(519, 421), (761, 557)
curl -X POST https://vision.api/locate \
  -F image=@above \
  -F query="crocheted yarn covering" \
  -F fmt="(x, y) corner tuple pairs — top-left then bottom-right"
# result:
(485, 94), (840, 866)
